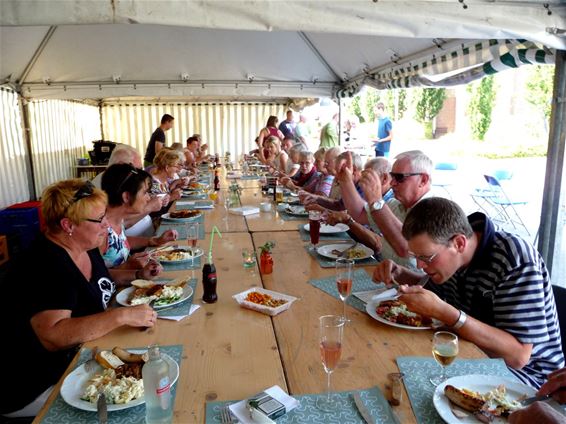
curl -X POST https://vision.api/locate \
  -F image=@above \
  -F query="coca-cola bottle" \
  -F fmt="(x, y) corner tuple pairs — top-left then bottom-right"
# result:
(202, 254), (218, 303)
(214, 169), (220, 191)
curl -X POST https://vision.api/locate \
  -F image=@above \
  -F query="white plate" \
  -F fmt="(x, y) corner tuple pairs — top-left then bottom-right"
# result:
(161, 212), (202, 221)
(153, 247), (204, 264)
(284, 205), (308, 216)
(116, 283), (194, 309)
(366, 298), (437, 330)
(233, 287), (298, 316)
(316, 243), (373, 261)
(60, 350), (179, 412)
(433, 374), (563, 423)
(303, 223), (349, 234)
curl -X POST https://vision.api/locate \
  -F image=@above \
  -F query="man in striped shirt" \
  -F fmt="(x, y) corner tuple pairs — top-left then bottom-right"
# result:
(374, 197), (564, 388)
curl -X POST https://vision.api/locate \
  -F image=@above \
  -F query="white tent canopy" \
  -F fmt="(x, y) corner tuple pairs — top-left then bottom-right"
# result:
(1, 0), (564, 100)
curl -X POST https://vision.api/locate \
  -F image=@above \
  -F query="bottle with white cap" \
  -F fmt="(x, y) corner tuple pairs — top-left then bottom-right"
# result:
(142, 344), (172, 423)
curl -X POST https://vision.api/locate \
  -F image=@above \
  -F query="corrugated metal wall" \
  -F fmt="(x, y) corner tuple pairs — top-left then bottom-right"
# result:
(0, 87), (30, 209)
(27, 99), (101, 197)
(101, 102), (286, 160)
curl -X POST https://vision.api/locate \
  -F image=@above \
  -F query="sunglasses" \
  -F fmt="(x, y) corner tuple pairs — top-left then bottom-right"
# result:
(390, 172), (422, 183)
(84, 211), (107, 224)
(71, 180), (95, 204)
(116, 168), (139, 193)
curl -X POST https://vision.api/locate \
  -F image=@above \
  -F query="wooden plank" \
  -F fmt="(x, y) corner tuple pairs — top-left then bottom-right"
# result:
(252, 231), (485, 424)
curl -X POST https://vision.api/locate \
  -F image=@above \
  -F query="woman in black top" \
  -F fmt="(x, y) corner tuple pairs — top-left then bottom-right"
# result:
(0, 179), (157, 418)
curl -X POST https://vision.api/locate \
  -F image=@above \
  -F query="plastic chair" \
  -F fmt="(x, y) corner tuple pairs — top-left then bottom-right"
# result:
(432, 162), (458, 199)
(483, 174), (530, 235)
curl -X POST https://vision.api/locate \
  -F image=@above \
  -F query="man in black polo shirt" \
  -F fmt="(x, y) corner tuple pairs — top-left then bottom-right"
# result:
(373, 197), (564, 389)
(144, 113), (174, 167)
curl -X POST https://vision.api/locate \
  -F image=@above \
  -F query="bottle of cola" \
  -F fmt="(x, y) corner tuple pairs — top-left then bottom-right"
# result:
(202, 254), (218, 303)
(214, 169), (220, 191)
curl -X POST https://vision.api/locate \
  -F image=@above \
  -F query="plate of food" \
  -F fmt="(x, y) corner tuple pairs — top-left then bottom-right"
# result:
(162, 210), (202, 221)
(233, 287), (298, 316)
(433, 374), (563, 423)
(303, 223), (349, 234)
(366, 298), (437, 330)
(116, 278), (193, 308)
(284, 205), (308, 217)
(316, 243), (374, 261)
(60, 347), (179, 412)
(153, 247), (203, 263)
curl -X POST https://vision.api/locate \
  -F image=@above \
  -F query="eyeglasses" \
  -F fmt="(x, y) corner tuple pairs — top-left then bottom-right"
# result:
(408, 236), (455, 264)
(70, 181), (95, 204)
(390, 172), (423, 183)
(116, 168), (139, 193)
(84, 211), (107, 224)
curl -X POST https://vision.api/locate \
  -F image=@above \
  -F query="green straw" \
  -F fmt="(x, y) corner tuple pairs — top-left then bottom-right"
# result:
(208, 225), (223, 260)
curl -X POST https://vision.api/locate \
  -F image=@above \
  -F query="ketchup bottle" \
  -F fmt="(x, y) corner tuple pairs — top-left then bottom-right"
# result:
(202, 254), (218, 303)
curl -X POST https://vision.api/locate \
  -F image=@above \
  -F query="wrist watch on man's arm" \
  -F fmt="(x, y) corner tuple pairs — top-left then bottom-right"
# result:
(367, 199), (385, 213)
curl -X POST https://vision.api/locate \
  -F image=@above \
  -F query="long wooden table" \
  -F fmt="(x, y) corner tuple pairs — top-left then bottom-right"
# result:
(34, 174), (486, 423)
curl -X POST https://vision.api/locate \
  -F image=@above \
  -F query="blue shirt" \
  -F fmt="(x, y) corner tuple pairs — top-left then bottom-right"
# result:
(427, 213), (564, 388)
(278, 120), (296, 139)
(377, 117), (392, 140)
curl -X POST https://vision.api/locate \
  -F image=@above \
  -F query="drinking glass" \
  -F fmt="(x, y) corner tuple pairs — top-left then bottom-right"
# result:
(186, 222), (199, 267)
(208, 189), (218, 201)
(317, 315), (345, 412)
(241, 248), (256, 268)
(308, 210), (321, 250)
(336, 258), (354, 322)
(430, 331), (459, 386)
(223, 193), (232, 222)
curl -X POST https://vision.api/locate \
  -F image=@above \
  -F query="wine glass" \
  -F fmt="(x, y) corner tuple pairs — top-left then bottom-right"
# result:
(336, 258), (354, 322)
(430, 331), (459, 386)
(308, 210), (321, 250)
(316, 315), (345, 412)
(186, 222), (199, 268)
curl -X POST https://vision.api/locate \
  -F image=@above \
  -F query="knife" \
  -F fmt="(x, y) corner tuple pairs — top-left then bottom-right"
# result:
(520, 393), (552, 406)
(97, 392), (108, 424)
(352, 392), (375, 424)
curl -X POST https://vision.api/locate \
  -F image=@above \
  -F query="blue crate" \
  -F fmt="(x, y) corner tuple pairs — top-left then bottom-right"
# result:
(0, 207), (40, 251)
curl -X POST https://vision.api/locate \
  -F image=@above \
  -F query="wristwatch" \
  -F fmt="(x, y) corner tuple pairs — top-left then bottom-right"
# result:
(451, 310), (467, 330)
(345, 216), (355, 226)
(368, 199), (385, 212)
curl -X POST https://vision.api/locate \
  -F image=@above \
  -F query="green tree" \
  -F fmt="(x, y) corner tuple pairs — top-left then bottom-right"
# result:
(364, 88), (381, 122)
(384, 89), (407, 120)
(414, 88), (447, 138)
(467, 75), (496, 141)
(348, 95), (364, 123)
(525, 64), (555, 131)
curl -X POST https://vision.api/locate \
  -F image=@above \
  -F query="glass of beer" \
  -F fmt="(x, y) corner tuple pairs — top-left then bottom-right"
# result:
(317, 315), (345, 412)
(308, 210), (321, 250)
(275, 187), (284, 203)
(336, 258), (354, 322)
(430, 331), (459, 386)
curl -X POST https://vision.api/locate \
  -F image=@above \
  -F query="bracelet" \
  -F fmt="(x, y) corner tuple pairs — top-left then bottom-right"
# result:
(451, 310), (467, 330)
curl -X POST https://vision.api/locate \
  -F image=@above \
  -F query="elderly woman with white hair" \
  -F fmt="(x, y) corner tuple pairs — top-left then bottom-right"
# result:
(281, 150), (319, 190)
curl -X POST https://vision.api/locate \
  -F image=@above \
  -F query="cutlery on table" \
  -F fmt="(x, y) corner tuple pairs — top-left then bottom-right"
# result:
(97, 391), (108, 424)
(352, 392), (375, 424)
(331, 243), (357, 258)
(519, 393), (552, 406)
(220, 404), (239, 423)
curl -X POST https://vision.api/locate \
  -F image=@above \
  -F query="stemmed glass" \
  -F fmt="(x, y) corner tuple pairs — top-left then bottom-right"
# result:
(430, 331), (459, 386)
(336, 258), (354, 323)
(186, 222), (199, 268)
(308, 210), (321, 250)
(223, 193), (232, 222)
(317, 315), (345, 412)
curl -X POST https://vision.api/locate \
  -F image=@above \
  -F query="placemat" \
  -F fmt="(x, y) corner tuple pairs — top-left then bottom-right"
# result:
(181, 193), (208, 200)
(205, 386), (398, 424)
(396, 357), (517, 424)
(40, 345), (183, 424)
(276, 204), (308, 221)
(158, 278), (197, 318)
(308, 268), (384, 313)
(297, 224), (353, 241)
(156, 218), (205, 239)
(176, 200), (215, 210)
(305, 246), (379, 268)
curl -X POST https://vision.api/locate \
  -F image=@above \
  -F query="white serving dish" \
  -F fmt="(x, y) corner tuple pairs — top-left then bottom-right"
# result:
(233, 287), (297, 316)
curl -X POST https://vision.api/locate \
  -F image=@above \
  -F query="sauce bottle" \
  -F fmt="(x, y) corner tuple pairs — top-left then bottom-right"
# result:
(142, 345), (172, 423)
(202, 253), (218, 303)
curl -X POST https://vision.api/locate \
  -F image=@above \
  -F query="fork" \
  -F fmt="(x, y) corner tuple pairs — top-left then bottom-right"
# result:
(219, 405), (238, 424)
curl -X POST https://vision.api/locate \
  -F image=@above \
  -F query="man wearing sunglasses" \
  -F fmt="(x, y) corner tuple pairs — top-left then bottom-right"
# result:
(374, 197), (564, 390)
(336, 150), (433, 268)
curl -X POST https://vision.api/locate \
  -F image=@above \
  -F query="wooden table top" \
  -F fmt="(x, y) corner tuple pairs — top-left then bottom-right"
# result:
(34, 171), (486, 423)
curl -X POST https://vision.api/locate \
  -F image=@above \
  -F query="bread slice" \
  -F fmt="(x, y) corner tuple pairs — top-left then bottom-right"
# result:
(444, 385), (485, 412)
(95, 350), (125, 369)
(112, 347), (147, 364)
(131, 279), (155, 289)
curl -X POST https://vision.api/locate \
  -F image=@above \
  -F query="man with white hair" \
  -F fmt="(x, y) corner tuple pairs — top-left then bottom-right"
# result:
(336, 150), (434, 267)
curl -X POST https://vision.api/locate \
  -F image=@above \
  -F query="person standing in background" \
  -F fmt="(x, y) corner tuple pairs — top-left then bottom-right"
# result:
(319, 113), (339, 148)
(295, 114), (310, 148)
(278, 110), (296, 139)
(144, 114), (174, 167)
(373, 103), (393, 157)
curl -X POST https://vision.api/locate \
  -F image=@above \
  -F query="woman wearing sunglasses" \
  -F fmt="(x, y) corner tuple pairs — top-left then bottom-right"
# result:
(0, 179), (158, 419)
(101, 164), (178, 284)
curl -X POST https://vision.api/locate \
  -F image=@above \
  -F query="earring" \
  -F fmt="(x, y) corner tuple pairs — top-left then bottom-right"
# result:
(68, 231), (73, 237)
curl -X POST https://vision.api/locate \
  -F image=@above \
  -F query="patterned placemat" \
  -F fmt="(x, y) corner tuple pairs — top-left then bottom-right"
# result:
(305, 246), (379, 268)
(205, 386), (398, 424)
(156, 219), (205, 239)
(297, 224), (353, 241)
(276, 204), (309, 221)
(157, 278), (197, 318)
(396, 357), (517, 424)
(40, 345), (183, 424)
(176, 200), (215, 210)
(308, 268), (384, 313)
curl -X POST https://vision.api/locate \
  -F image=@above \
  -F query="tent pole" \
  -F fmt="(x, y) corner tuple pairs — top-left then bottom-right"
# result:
(19, 98), (37, 200)
(538, 49), (566, 278)
(98, 100), (105, 140)
(18, 26), (57, 84)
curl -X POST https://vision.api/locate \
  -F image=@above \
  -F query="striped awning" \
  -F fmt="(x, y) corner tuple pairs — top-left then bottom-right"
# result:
(335, 39), (555, 97)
